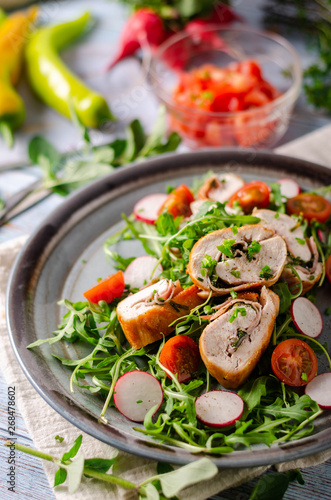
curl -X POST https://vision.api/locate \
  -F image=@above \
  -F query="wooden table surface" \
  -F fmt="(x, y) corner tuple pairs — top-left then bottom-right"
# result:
(1, 1), (331, 499)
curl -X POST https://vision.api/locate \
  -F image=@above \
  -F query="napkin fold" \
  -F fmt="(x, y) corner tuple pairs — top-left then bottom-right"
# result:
(1, 124), (331, 500)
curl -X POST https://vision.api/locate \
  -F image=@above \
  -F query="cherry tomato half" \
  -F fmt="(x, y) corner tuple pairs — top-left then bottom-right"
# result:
(160, 335), (200, 383)
(326, 255), (331, 285)
(271, 338), (318, 387)
(287, 193), (331, 223)
(83, 271), (125, 304)
(228, 180), (270, 214)
(159, 184), (195, 219)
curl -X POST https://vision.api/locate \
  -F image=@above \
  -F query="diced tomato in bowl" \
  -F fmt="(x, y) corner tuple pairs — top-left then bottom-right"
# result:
(150, 26), (302, 149)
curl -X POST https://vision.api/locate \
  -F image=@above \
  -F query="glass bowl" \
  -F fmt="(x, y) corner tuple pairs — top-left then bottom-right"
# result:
(149, 26), (302, 149)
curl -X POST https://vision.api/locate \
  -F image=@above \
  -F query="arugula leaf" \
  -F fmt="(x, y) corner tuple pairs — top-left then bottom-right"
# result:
(238, 376), (269, 411)
(271, 282), (292, 315)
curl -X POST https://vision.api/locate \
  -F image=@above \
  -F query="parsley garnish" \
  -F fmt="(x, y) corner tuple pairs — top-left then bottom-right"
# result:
(295, 238), (306, 245)
(301, 373), (307, 382)
(229, 307), (247, 323)
(259, 265), (273, 279)
(231, 269), (241, 279)
(232, 226), (238, 235)
(247, 240), (262, 261)
(217, 239), (235, 258)
(230, 290), (238, 299)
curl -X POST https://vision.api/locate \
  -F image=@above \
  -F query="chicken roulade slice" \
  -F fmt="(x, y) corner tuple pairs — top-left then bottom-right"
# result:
(199, 287), (279, 389)
(198, 173), (245, 203)
(188, 224), (287, 295)
(117, 279), (204, 349)
(253, 209), (322, 293)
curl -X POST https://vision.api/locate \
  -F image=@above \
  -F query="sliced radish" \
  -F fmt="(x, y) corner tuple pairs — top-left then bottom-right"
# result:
(124, 256), (163, 289)
(277, 178), (301, 198)
(195, 390), (244, 428)
(291, 297), (323, 338)
(318, 228), (328, 244)
(305, 373), (331, 409)
(133, 193), (168, 224)
(113, 371), (163, 422)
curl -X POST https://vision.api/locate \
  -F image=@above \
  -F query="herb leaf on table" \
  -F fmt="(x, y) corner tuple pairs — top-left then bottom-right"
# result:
(28, 106), (181, 195)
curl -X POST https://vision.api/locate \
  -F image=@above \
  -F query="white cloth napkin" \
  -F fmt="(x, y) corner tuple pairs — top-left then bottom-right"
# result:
(1, 124), (331, 499)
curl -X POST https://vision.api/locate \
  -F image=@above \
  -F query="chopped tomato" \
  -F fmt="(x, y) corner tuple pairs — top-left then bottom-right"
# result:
(287, 193), (331, 223)
(160, 335), (200, 383)
(326, 255), (331, 285)
(228, 180), (270, 213)
(271, 338), (318, 387)
(170, 60), (280, 148)
(159, 184), (194, 219)
(83, 271), (125, 304)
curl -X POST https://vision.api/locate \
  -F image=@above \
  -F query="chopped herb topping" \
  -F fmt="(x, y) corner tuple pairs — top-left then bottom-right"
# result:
(136, 400), (143, 404)
(274, 212), (280, 219)
(231, 269), (241, 279)
(203, 304), (214, 315)
(247, 240), (262, 261)
(301, 372), (308, 382)
(217, 239), (235, 258)
(230, 290), (238, 299)
(232, 226), (238, 235)
(295, 237), (306, 245)
(229, 307), (247, 323)
(231, 329), (247, 349)
(259, 265), (273, 279)
(201, 254), (217, 277)
(309, 275), (315, 281)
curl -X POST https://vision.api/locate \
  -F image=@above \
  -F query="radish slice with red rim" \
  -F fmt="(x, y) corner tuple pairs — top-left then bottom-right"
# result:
(195, 390), (244, 428)
(113, 371), (163, 422)
(305, 373), (331, 409)
(133, 193), (168, 224)
(291, 297), (323, 338)
(124, 256), (163, 289)
(277, 178), (301, 198)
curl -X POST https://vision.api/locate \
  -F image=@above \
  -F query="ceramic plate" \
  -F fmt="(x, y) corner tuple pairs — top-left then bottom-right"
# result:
(7, 149), (331, 467)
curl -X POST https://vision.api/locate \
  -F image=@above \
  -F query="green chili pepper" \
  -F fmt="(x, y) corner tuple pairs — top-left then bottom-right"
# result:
(25, 12), (115, 128)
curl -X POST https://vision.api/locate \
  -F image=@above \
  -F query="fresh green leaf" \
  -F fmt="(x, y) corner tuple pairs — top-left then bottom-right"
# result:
(54, 467), (67, 487)
(28, 136), (61, 177)
(158, 458), (218, 497)
(61, 435), (83, 462)
(84, 457), (116, 473)
(271, 282), (292, 314)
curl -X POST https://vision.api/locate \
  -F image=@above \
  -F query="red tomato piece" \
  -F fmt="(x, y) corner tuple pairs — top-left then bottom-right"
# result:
(286, 193), (331, 223)
(237, 60), (263, 81)
(160, 335), (200, 383)
(228, 180), (270, 213)
(271, 338), (318, 387)
(83, 271), (125, 304)
(159, 184), (195, 219)
(326, 255), (331, 285)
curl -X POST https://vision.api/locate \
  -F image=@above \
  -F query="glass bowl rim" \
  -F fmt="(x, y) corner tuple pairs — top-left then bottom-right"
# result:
(149, 24), (303, 119)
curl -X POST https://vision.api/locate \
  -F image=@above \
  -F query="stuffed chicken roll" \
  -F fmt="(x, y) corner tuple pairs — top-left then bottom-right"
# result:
(199, 287), (279, 389)
(188, 224), (287, 295)
(117, 279), (203, 349)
